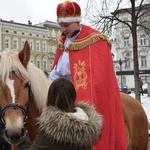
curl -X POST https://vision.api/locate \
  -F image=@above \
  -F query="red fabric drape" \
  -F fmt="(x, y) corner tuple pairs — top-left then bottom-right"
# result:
(52, 24), (127, 150)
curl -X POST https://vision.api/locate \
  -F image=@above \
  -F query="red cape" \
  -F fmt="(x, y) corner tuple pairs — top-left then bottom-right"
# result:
(52, 24), (127, 150)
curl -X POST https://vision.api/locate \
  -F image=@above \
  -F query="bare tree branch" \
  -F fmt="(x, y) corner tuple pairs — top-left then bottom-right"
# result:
(84, 0), (150, 101)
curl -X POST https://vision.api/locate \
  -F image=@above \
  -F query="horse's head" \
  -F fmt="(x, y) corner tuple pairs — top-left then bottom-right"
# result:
(0, 41), (32, 144)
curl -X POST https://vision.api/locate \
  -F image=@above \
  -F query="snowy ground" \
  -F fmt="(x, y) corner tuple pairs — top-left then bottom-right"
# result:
(129, 93), (150, 132)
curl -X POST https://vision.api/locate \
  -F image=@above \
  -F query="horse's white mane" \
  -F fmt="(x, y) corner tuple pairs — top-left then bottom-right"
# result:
(27, 63), (51, 110)
(0, 50), (30, 82)
(0, 50), (51, 111)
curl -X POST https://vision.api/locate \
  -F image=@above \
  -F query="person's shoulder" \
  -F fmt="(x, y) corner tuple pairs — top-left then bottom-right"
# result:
(81, 24), (112, 46)
(82, 24), (98, 33)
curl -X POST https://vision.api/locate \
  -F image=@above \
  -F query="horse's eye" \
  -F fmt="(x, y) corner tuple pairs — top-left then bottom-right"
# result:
(24, 82), (30, 89)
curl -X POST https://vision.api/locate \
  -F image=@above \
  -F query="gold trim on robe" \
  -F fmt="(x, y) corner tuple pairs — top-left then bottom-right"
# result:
(56, 32), (112, 51)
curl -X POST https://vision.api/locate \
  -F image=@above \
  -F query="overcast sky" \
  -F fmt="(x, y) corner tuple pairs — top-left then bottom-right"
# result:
(0, 0), (84, 24)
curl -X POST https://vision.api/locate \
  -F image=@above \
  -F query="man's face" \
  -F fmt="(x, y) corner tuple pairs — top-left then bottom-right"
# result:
(59, 22), (80, 38)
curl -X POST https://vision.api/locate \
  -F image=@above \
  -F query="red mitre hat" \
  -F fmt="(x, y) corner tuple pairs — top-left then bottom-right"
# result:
(56, 0), (82, 23)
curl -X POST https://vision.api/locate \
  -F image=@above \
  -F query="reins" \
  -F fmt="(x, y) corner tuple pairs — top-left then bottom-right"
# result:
(0, 82), (32, 124)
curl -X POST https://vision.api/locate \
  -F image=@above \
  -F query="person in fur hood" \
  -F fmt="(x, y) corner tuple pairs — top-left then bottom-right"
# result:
(18, 77), (103, 150)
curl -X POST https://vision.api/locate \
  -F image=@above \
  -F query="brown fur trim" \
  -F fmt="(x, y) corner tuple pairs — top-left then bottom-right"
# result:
(37, 102), (103, 147)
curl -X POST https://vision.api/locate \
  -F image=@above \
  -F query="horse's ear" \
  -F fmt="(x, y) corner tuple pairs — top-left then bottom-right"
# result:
(18, 41), (31, 68)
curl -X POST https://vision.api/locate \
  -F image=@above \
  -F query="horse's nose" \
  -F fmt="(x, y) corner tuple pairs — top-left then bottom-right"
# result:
(4, 127), (26, 144)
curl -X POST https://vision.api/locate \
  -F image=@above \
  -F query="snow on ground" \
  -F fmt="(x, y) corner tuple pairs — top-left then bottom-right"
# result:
(129, 93), (150, 125)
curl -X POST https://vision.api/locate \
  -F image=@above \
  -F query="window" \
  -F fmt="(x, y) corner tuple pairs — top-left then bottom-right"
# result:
(49, 45), (52, 53)
(36, 42), (40, 51)
(22, 41), (25, 48)
(43, 61), (47, 71)
(124, 52), (130, 68)
(124, 57), (130, 68)
(140, 35), (146, 46)
(124, 37), (129, 47)
(43, 43), (46, 52)
(141, 56), (147, 67)
(29, 41), (33, 51)
(5, 39), (10, 49)
(36, 60), (40, 68)
(50, 61), (53, 70)
(13, 40), (18, 50)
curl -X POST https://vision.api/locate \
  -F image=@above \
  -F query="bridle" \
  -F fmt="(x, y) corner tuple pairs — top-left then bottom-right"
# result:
(0, 81), (32, 124)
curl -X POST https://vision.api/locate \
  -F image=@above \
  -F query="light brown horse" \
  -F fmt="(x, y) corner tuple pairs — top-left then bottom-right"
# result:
(0, 41), (50, 150)
(120, 92), (148, 150)
(0, 41), (148, 150)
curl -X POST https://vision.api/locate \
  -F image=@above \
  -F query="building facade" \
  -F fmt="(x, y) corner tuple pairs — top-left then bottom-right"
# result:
(113, 4), (150, 89)
(0, 19), (61, 73)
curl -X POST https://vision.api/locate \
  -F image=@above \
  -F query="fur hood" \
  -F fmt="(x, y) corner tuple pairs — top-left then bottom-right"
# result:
(37, 102), (103, 147)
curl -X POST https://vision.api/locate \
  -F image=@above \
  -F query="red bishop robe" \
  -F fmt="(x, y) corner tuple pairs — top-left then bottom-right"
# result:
(52, 24), (127, 150)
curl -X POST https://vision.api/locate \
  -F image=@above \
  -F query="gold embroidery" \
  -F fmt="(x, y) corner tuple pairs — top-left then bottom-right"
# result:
(61, 1), (68, 17)
(73, 60), (88, 90)
(58, 0), (81, 18)
(56, 32), (111, 50)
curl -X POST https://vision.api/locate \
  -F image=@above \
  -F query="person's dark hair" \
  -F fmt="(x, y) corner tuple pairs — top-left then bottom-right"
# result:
(47, 77), (76, 112)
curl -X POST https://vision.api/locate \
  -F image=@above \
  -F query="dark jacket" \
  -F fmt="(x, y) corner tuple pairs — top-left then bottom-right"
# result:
(0, 118), (4, 137)
(18, 102), (103, 150)
(140, 79), (143, 87)
(0, 118), (11, 150)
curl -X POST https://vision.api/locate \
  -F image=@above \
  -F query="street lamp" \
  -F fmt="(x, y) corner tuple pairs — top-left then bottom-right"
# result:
(114, 58), (129, 92)
(118, 59), (123, 91)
